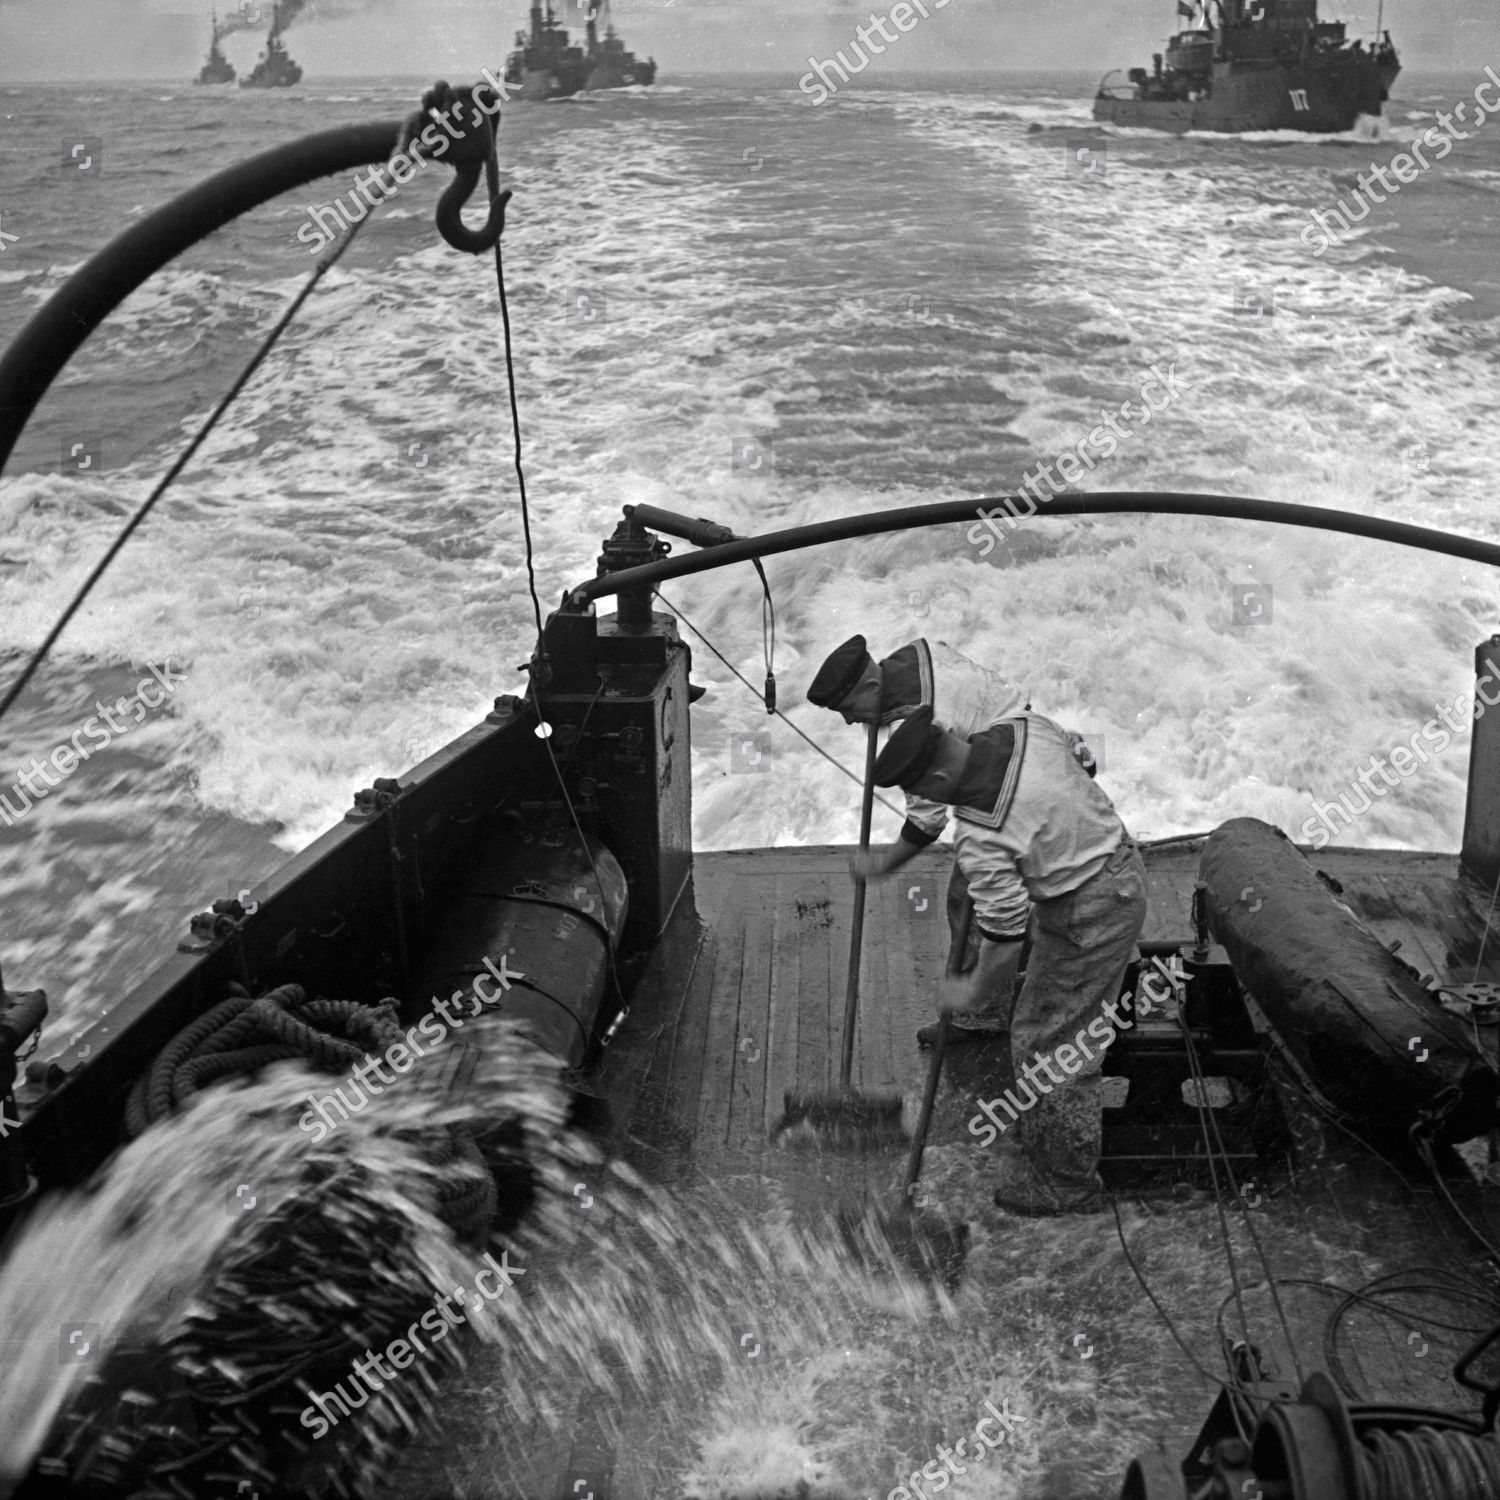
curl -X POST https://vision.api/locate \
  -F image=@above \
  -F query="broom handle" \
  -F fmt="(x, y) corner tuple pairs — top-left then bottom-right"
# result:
(839, 719), (880, 1091)
(903, 893), (974, 1206)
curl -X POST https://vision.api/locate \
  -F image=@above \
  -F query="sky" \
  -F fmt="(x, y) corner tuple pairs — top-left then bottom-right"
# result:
(0, 0), (1494, 84)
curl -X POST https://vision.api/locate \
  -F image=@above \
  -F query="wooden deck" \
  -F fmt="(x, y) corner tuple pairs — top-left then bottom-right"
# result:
(383, 837), (1500, 1500)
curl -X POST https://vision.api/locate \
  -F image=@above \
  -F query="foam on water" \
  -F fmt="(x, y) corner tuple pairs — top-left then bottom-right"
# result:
(1, 77), (1499, 1030)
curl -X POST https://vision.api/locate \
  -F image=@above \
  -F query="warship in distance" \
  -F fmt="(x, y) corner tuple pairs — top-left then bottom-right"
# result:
(240, 4), (304, 88)
(1093, 0), (1399, 134)
(195, 13), (237, 84)
(503, 0), (656, 101)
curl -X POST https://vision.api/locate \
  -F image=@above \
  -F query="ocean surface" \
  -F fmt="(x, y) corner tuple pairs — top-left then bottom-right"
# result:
(3, 68), (1500, 1033)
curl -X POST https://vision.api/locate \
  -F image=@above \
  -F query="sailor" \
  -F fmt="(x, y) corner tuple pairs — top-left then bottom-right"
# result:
(806, 635), (1096, 1046)
(871, 704), (1147, 1216)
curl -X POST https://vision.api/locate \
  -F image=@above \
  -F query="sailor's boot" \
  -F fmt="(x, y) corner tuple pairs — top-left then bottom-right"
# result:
(992, 1073), (1106, 1215)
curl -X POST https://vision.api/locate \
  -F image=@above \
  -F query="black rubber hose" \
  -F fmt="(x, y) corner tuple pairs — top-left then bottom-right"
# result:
(567, 492), (1500, 606)
(0, 120), (406, 477)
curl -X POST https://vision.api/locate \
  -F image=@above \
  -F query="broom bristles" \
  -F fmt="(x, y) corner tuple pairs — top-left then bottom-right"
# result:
(771, 1089), (907, 1148)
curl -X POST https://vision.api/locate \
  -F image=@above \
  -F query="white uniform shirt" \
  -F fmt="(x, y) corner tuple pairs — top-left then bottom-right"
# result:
(950, 713), (1128, 938)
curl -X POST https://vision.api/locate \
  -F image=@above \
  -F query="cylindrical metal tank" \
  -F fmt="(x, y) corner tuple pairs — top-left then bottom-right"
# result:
(415, 812), (628, 1069)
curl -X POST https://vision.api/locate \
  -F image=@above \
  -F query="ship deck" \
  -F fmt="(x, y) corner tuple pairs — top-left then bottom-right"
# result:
(383, 838), (1500, 1500)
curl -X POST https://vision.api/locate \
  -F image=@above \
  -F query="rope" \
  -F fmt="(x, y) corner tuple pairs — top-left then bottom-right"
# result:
(123, 982), (495, 1245)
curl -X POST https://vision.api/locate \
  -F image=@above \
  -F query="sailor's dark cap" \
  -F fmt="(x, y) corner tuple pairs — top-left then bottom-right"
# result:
(808, 634), (873, 709)
(874, 704), (941, 788)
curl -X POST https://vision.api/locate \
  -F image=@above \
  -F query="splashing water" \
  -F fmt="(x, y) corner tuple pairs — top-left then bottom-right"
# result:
(0, 1012), (1355, 1500)
(0, 1014), (585, 1496)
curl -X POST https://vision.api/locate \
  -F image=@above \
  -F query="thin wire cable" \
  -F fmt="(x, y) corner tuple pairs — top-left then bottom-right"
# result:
(1474, 866), (1500, 982)
(1176, 978), (1307, 1386)
(751, 558), (775, 707)
(1412, 1126), (1500, 1268)
(1156, 964), (1260, 1377)
(1109, 1195), (1242, 1429)
(1266, 1271), (1500, 1403)
(0, 202), (376, 731)
(491, 216), (624, 1009)
(493, 221), (545, 652)
(1261, 1045), (1417, 1196)
(656, 587), (907, 821)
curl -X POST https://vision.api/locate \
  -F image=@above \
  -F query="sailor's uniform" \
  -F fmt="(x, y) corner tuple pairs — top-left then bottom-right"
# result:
(809, 635), (1096, 1033)
(876, 706), (1148, 1212)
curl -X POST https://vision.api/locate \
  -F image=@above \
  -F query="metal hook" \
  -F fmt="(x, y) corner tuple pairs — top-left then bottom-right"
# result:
(435, 127), (510, 255)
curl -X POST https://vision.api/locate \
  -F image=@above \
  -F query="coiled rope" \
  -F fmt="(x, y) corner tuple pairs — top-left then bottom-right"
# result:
(123, 982), (496, 1244)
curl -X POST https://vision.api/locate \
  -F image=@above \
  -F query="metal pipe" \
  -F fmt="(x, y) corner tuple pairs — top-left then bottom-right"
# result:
(568, 494), (1500, 606)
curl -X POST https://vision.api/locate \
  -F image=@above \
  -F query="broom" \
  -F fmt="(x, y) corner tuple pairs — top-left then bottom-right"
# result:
(772, 719), (907, 1148)
(837, 895), (976, 1288)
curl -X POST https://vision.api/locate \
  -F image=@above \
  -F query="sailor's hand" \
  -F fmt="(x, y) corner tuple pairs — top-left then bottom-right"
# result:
(848, 850), (888, 882)
(938, 972), (978, 1012)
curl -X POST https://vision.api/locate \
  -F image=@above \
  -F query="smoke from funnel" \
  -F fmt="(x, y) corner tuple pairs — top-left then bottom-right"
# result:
(216, 4), (269, 37)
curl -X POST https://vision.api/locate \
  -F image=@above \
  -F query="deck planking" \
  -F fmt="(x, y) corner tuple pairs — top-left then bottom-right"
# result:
(382, 836), (1500, 1500)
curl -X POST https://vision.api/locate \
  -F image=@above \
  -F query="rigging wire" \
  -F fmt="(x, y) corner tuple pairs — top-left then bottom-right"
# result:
(493, 217), (546, 653)
(654, 586), (906, 819)
(0, 196), (378, 733)
(491, 211), (626, 1012)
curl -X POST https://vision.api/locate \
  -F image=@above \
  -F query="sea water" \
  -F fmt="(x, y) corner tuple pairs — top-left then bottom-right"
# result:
(1, 70), (1498, 1025)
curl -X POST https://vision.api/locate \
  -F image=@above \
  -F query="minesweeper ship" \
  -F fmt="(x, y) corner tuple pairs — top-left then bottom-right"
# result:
(1094, 0), (1399, 134)
(240, 3), (303, 89)
(194, 13), (236, 85)
(503, 0), (655, 101)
